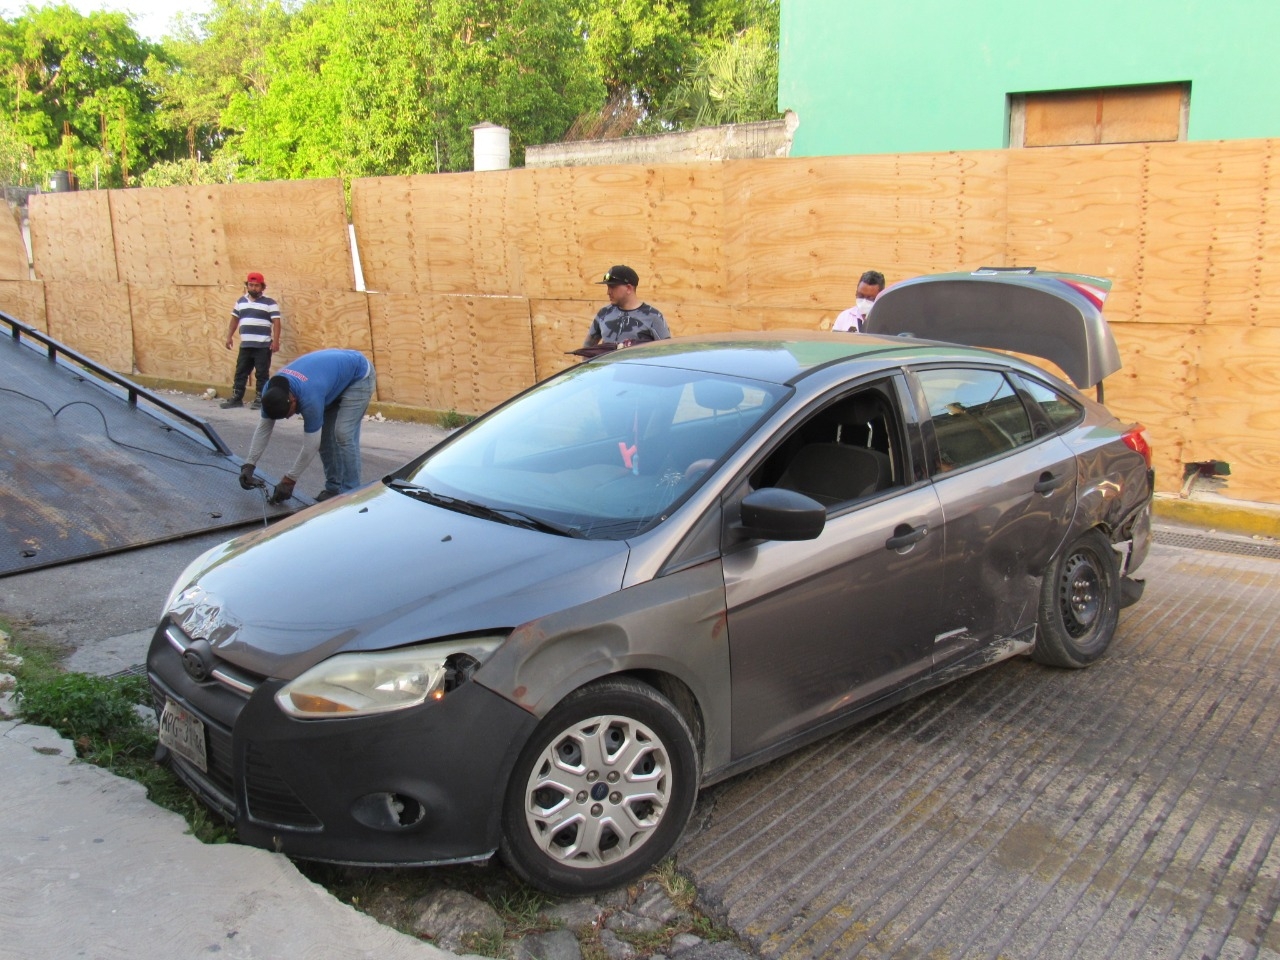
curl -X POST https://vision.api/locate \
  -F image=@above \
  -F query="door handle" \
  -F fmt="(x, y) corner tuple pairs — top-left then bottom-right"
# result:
(885, 523), (928, 550)
(1033, 471), (1067, 495)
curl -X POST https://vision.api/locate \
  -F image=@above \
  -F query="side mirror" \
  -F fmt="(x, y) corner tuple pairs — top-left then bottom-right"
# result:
(737, 487), (826, 541)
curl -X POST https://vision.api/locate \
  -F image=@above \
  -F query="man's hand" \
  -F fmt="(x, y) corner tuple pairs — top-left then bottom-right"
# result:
(268, 476), (296, 504)
(238, 462), (261, 490)
(225, 337), (234, 350)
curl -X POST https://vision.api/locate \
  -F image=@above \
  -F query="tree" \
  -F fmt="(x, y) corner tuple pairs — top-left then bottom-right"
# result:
(576, 0), (691, 113)
(569, 0), (778, 136)
(223, 0), (604, 178)
(425, 0), (605, 170)
(145, 0), (294, 166)
(0, 5), (173, 186)
(658, 23), (780, 128)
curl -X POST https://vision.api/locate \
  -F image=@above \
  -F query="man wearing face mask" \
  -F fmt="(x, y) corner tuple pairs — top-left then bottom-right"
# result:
(832, 270), (886, 333)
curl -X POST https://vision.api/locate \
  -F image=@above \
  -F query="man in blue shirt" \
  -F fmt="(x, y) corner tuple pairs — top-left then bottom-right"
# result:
(237, 348), (376, 503)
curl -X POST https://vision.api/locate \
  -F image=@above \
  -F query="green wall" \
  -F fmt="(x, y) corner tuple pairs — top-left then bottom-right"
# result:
(780, 0), (1280, 157)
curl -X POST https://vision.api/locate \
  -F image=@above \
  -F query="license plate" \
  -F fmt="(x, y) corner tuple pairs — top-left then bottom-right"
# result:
(159, 698), (208, 774)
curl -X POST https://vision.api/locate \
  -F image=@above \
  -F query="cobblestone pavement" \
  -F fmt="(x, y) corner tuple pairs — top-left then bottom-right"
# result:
(677, 538), (1280, 960)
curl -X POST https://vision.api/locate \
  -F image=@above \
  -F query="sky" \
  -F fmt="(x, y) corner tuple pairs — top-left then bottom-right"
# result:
(55, 0), (205, 41)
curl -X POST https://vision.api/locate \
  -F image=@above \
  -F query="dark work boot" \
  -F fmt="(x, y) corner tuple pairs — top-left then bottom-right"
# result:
(219, 396), (244, 409)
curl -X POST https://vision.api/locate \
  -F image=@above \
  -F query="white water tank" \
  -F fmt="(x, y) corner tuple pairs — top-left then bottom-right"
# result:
(472, 122), (511, 171)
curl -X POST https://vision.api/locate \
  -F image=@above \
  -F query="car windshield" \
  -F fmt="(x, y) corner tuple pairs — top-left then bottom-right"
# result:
(399, 360), (786, 539)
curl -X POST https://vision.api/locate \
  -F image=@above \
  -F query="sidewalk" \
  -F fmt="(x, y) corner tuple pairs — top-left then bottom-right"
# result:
(0, 717), (450, 960)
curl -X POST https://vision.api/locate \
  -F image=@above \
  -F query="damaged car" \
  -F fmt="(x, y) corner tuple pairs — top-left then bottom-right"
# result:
(148, 268), (1154, 895)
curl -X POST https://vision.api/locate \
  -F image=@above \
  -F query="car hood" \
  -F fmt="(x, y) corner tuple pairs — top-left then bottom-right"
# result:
(166, 483), (631, 680)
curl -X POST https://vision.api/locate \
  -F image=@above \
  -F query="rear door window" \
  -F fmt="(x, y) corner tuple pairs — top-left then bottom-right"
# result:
(916, 368), (1033, 475)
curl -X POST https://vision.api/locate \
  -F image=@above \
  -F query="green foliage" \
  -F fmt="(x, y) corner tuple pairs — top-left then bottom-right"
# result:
(658, 24), (780, 128)
(16, 671), (150, 744)
(138, 151), (244, 187)
(577, 0), (692, 111)
(0, 0), (780, 185)
(438, 408), (474, 429)
(0, 6), (176, 185)
(221, 0), (604, 178)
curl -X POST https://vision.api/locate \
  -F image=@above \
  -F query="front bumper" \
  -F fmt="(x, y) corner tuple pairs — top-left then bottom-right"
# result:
(147, 621), (537, 865)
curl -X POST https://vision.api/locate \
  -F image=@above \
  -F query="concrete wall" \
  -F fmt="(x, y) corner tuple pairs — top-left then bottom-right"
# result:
(525, 115), (797, 168)
(781, 0), (1280, 157)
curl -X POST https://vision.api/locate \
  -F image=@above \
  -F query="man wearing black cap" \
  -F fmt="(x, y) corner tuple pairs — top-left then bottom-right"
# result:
(582, 265), (671, 348)
(221, 270), (281, 409)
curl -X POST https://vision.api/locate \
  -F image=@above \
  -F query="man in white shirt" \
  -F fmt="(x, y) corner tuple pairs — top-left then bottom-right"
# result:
(832, 270), (886, 333)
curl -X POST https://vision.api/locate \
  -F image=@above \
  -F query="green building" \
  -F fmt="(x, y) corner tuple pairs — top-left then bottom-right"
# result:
(779, 0), (1280, 157)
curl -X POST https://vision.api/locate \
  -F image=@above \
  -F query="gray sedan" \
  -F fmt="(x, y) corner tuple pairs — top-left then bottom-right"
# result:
(148, 269), (1154, 895)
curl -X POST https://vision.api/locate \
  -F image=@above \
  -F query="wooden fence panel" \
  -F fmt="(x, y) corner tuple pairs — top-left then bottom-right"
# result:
(368, 294), (535, 413)
(220, 179), (353, 291)
(530, 299), (586, 383)
(352, 172), (525, 296)
(0, 281), (47, 331)
(0, 209), (29, 280)
(130, 284), (228, 382)
(43, 281), (132, 371)
(277, 288), (374, 363)
(30, 192), (117, 282)
(522, 163), (728, 304)
(111, 186), (229, 287)
(1005, 145), (1148, 322)
(1184, 325), (1280, 502)
(724, 153), (1008, 310)
(1097, 322), (1197, 489)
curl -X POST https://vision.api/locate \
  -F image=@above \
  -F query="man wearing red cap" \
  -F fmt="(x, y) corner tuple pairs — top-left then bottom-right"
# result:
(221, 271), (281, 409)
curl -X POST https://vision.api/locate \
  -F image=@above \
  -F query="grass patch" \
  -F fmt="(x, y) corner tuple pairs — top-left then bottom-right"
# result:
(437, 408), (474, 430)
(2, 623), (235, 845)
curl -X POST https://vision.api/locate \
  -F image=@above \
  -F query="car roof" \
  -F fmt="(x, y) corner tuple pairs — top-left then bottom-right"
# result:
(865, 268), (1120, 389)
(591, 330), (1041, 387)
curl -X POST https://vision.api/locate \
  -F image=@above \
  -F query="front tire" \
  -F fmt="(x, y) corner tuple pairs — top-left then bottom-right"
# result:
(1033, 528), (1120, 668)
(499, 677), (700, 895)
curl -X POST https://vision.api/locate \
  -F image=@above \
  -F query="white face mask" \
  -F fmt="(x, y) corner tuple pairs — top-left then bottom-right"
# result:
(855, 297), (875, 316)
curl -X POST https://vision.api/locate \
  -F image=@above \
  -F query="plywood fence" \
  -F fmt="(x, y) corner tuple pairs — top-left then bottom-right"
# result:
(2, 138), (1278, 502)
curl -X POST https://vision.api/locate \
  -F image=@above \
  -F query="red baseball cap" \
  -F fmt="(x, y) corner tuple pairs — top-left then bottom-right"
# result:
(246, 271), (265, 285)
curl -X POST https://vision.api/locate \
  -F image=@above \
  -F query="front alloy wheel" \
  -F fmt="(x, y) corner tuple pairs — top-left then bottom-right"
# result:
(500, 677), (699, 894)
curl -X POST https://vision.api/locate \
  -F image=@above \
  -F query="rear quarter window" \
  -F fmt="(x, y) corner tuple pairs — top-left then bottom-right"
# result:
(1013, 374), (1084, 432)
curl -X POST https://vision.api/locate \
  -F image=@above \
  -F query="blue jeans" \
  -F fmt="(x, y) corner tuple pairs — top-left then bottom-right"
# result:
(320, 366), (376, 493)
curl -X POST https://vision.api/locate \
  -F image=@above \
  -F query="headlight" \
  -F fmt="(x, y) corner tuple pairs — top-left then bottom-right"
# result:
(275, 636), (505, 719)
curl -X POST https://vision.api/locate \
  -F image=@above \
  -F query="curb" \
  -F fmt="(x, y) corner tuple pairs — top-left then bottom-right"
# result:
(128, 375), (467, 428)
(1152, 494), (1280, 539)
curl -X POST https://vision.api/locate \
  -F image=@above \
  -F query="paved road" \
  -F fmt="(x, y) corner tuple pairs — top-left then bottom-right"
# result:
(678, 538), (1280, 959)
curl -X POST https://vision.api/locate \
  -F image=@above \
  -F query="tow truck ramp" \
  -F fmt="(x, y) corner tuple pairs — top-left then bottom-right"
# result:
(0, 312), (300, 577)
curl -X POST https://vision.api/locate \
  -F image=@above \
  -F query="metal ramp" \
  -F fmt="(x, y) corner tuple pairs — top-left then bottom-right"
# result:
(0, 313), (303, 577)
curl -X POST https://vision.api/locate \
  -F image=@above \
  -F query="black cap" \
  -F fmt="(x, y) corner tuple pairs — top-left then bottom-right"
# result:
(261, 375), (293, 419)
(597, 265), (639, 287)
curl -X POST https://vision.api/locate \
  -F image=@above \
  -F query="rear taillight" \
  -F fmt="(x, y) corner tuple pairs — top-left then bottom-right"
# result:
(1122, 424), (1152, 468)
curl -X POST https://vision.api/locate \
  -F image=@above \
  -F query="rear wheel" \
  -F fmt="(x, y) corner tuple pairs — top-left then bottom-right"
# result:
(1033, 528), (1120, 668)
(499, 677), (699, 895)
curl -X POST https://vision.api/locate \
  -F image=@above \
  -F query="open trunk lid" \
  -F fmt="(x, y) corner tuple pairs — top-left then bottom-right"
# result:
(864, 268), (1120, 390)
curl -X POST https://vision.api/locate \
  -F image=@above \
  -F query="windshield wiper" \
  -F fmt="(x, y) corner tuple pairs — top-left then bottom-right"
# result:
(387, 479), (581, 537)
